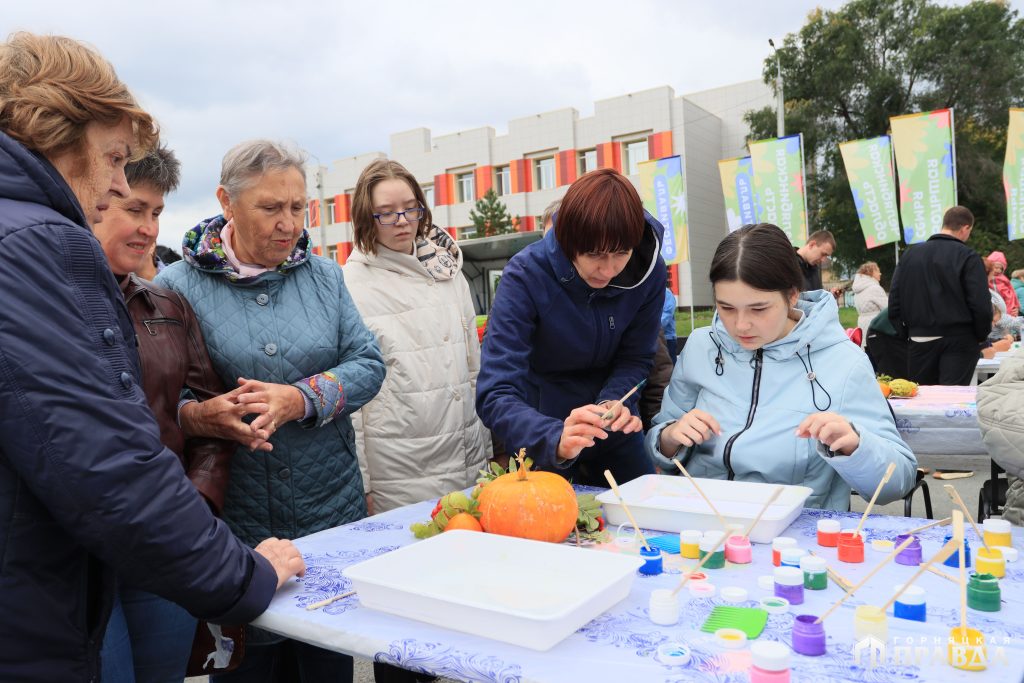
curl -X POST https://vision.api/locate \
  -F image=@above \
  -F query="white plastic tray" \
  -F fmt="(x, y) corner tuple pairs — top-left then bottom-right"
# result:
(596, 474), (812, 543)
(343, 530), (643, 651)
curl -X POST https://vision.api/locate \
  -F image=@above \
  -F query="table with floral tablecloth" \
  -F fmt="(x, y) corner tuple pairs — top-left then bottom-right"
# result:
(253, 487), (1024, 683)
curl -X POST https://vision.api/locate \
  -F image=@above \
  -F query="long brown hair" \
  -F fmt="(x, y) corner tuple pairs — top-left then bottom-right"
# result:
(710, 223), (803, 294)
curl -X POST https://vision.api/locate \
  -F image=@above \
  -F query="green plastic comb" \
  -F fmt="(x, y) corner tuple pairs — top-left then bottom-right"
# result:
(700, 606), (768, 639)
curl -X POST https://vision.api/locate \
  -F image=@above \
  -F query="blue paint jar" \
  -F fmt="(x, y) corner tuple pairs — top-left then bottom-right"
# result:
(942, 534), (971, 568)
(892, 584), (926, 622)
(639, 546), (663, 575)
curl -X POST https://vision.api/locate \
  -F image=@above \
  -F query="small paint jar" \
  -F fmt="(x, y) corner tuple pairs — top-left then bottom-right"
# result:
(800, 555), (828, 590)
(715, 627), (748, 649)
(760, 596), (790, 614)
(772, 537), (797, 567)
(791, 614), (826, 656)
(780, 547), (805, 568)
(816, 519), (841, 547)
(639, 546), (663, 575)
(975, 547), (1006, 578)
(725, 535), (753, 564)
(853, 605), (888, 642)
(942, 534), (971, 568)
(679, 530), (702, 559)
(983, 518), (1012, 548)
(967, 572), (1001, 612)
(721, 586), (749, 604)
(774, 566), (804, 605)
(749, 641), (791, 683)
(655, 642), (692, 667)
(994, 546), (1018, 563)
(699, 531), (726, 569)
(892, 583), (926, 622)
(685, 571), (708, 582)
(689, 581), (717, 599)
(893, 534), (922, 566)
(648, 588), (680, 625)
(837, 531), (865, 564)
(948, 626), (987, 672)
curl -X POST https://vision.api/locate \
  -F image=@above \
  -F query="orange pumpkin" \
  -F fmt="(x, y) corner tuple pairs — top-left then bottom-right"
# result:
(477, 458), (578, 543)
(444, 512), (483, 532)
(878, 380), (891, 397)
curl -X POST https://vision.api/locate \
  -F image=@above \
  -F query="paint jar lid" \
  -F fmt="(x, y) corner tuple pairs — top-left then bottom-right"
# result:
(871, 539), (895, 552)
(892, 584), (926, 605)
(772, 536), (798, 550)
(655, 642), (692, 666)
(977, 546), (1005, 562)
(781, 547), (805, 563)
(774, 566), (803, 586)
(760, 596), (790, 614)
(751, 641), (790, 671)
(994, 546), (1018, 562)
(700, 531), (726, 552)
(817, 519), (841, 533)
(721, 586), (749, 603)
(984, 518), (1012, 534)
(800, 555), (827, 573)
(685, 571), (708, 582)
(758, 575), (775, 591)
(680, 529), (703, 543)
(689, 582), (717, 598)
(714, 627), (748, 649)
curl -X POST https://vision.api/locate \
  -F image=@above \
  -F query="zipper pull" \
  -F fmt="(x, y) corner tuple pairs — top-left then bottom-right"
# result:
(143, 320), (156, 336)
(608, 316), (615, 330)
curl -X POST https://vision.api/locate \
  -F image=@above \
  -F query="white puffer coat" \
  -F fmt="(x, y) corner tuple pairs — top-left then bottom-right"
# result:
(852, 273), (887, 347)
(344, 229), (491, 512)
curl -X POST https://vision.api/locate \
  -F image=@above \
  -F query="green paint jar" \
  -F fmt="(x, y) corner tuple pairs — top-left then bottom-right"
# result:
(967, 573), (1001, 612)
(800, 555), (828, 590)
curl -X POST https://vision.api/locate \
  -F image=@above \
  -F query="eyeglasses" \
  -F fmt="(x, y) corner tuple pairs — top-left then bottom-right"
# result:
(373, 207), (425, 225)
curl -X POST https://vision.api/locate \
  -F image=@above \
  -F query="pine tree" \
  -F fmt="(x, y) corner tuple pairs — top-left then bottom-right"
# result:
(469, 188), (517, 237)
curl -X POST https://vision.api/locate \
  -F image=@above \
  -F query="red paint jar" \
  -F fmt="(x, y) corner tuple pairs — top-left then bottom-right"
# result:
(837, 531), (865, 564)
(816, 519), (841, 547)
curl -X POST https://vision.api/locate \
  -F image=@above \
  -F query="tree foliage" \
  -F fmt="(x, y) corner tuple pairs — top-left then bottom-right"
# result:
(746, 0), (1024, 283)
(469, 188), (518, 237)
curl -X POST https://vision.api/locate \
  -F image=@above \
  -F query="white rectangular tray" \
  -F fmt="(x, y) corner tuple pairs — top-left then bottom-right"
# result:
(343, 530), (643, 651)
(596, 474), (812, 543)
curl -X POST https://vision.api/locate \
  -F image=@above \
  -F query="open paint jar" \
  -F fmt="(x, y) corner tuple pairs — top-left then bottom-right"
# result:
(975, 547), (1006, 578)
(853, 605), (888, 641)
(837, 531), (865, 564)
(893, 534), (922, 566)
(725, 535), (753, 564)
(967, 572), (1001, 612)
(791, 614), (826, 656)
(639, 546), (663, 575)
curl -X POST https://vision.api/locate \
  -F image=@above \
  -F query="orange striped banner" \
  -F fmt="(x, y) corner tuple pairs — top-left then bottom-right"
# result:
(307, 199), (320, 228)
(433, 174), (456, 206)
(510, 159), (533, 194)
(596, 142), (622, 172)
(555, 150), (577, 186)
(445, 227), (458, 240)
(336, 241), (352, 264)
(475, 166), (493, 199)
(334, 194), (351, 223)
(648, 132), (674, 160)
(517, 215), (536, 232)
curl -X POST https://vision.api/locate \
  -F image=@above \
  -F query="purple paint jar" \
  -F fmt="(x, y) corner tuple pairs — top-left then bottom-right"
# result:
(774, 566), (804, 605)
(791, 614), (826, 656)
(893, 534), (922, 566)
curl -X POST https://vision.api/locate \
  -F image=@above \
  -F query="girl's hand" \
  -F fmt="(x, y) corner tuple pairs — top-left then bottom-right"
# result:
(659, 409), (721, 456)
(796, 412), (860, 456)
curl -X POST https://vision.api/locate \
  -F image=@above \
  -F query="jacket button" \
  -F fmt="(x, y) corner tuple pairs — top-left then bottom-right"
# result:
(443, 334), (450, 342)
(264, 343), (278, 356)
(278, 467), (291, 480)
(256, 293), (270, 306)
(120, 372), (133, 389)
(103, 328), (116, 346)
(454, 394), (462, 401)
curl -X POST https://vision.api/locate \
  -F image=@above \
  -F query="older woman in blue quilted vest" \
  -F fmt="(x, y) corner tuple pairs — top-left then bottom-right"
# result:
(157, 139), (385, 682)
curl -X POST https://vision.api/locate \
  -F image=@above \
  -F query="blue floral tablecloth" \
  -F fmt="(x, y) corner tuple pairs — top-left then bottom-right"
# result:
(889, 385), (986, 456)
(253, 490), (1024, 683)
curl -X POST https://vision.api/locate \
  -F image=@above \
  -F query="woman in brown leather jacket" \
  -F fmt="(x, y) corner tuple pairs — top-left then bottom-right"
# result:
(91, 146), (259, 683)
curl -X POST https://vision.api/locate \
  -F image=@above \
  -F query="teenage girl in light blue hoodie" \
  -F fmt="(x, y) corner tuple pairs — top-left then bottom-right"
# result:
(646, 223), (917, 510)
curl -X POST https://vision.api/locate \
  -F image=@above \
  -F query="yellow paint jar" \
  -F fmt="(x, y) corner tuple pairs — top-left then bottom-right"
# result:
(680, 530), (702, 559)
(853, 605), (888, 642)
(983, 519), (1012, 549)
(948, 626), (987, 671)
(975, 547), (1006, 578)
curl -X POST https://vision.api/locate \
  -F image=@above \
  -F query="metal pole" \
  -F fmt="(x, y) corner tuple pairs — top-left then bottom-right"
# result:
(316, 165), (328, 255)
(769, 39), (784, 137)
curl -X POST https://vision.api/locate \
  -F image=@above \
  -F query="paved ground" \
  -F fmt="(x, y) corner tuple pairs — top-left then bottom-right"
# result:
(186, 452), (994, 683)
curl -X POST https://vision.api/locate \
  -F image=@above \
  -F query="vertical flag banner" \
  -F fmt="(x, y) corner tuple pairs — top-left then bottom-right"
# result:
(749, 134), (808, 246)
(718, 156), (757, 231)
(890, 109), (956, 244)
(639, 155), (688, 263)
(1006, 108), (1024, 241)
(839, 136), (900, 248)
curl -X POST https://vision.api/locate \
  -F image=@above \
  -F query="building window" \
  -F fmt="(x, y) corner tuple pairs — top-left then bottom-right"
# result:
(535, 157), (555, 191)
(578, 149), (597, 175)
(423, 185), (434, 208)
(495, 166), (510, 196)
(304, 207), (310, 229)
(324, 198), (335, 225)
(624, 139), (649, 175)
(327, 244), (338, 261)
(457, 225), (478, 240)
(457, 172), (475, 203)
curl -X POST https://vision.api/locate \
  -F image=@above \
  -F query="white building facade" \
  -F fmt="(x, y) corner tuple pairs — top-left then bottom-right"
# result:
(307, 79), (771, 307)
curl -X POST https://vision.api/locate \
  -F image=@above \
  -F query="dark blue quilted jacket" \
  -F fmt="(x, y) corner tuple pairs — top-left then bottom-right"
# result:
(157, 215), (385, 547)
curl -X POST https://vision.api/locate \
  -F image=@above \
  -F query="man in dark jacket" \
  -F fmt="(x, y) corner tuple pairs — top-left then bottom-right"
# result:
(0, 33), (302, 682)
(795, 230), (836, 291)
(888, 205), (991, 385)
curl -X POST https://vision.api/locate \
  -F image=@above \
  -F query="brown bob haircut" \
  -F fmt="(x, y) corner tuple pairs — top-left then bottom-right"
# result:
(555, 169), (645, 258)
(351, 158), (432, 255)
(710, 223), (804, 295)
(0, 32), (158, 160)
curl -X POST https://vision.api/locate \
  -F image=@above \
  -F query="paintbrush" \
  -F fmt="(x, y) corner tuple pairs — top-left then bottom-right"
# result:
(600, 380), (647, 421)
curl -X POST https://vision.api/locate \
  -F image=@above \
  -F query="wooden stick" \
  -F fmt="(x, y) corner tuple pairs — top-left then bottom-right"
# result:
(954, 510), (967, 630)
(305, 590), (356, 611)
(805, 550), (854, 593)
(739, 486), (784, 539)
(672, 460), (730, 530)
(880, 537), (961, 613)
(903, 516), (951, 536)
(600, 380), (647, 420)
(943, 484), (990, 552)
(926, 564), (960, 583)
(670, 530), (729, 597)
(814, 536), (914, 624)
(854, 461), (897, 537)
(603, 469), (651, 551)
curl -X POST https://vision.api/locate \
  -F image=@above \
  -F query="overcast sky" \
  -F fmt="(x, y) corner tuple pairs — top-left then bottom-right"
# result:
(5, 0), (1019, 248)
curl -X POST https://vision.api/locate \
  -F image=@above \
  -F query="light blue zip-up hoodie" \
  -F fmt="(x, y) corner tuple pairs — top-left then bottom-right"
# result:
(646, 291), (917, 510)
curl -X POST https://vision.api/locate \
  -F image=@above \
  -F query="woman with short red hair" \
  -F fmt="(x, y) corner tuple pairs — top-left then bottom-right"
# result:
(477, 169), (667, 484)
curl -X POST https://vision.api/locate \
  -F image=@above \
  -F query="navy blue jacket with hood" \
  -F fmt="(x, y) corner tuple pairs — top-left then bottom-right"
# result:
(0, 131), (278, 682)
(476, 213), (667, 470)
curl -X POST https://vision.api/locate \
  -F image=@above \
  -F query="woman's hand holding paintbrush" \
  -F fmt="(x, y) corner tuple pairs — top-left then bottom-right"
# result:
(555, 382), (645, 462)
